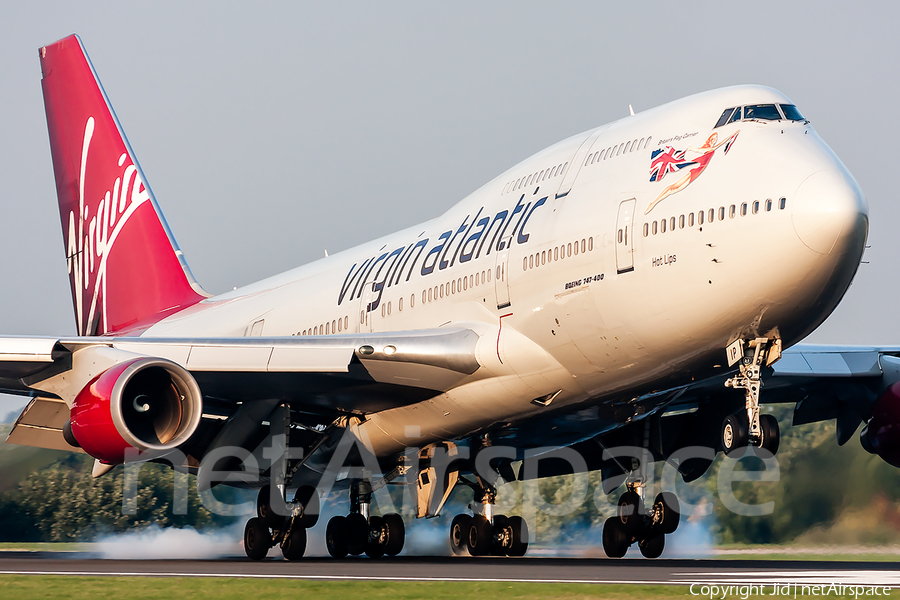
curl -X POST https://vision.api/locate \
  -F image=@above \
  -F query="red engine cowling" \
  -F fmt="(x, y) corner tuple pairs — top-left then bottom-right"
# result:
(861, 381), (900, 468)
(69, 357), (203, 464)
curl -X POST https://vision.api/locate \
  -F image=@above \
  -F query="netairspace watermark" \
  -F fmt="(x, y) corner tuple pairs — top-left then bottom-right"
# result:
(118, 424), (783, 537)
(689, 583), (893, 599)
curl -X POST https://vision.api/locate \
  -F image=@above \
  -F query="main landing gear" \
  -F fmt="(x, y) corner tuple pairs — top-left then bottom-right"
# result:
(325, 480), (406, 558)
(721, 337), (781, 457)
(448, 485), (529, 557)
(244, 485), (320, 561)
(602, 459), (680, 559)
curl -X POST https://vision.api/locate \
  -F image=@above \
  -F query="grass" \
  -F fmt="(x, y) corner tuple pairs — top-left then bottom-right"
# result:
(0, 577), (708, 599)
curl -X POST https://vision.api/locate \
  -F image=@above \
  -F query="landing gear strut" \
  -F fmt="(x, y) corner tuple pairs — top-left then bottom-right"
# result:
(448, 481), (529, 557)
(244, 485), (320, 561)
(722, 337), (781, 456)
(326, 478), (406, 559)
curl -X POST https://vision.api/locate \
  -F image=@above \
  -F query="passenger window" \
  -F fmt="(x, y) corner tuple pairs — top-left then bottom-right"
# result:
(314, 325), (318, 335)
(428, 288), (432, 302)
(581, 239), (586, 253)
(574, 241), (579, 255)
(333, 319), (337, 331)
(688, 213), (694, 227)
(708, 208), (714, 222)
(529, 254), (534, 269)
(753, 201), (759, 214)
(586, 153), (593, 166)
(463, 277), (468, 291)
(729, 205), (736, 218)
(670, 217), (675, 230)
(624, 141), (632, 153)
(554, 247), (559, 260)
(718, 207), (725, 220)
(679, 214), (685, 229)
(618, 229), (623, 243)
(541, 251), (546, 265)
(643, 223), (649, 237)
(398, 298), (403, 312)
(779, 197), (787, 210)
(698, 210), (704, 225)
(452, 280), (456, 294)
(652, 221), (658, 235)
(715, 108), (735, 128)
(588, 237), (593, 251)
(599, 150), (606, 161)
(612, 145), (618, 156)
(539, 169), (545, 181)
(410, 295), (414, 308)
(381, 305), (385, 318)
(741, 202), (747, 216)
(766, 199), (773, 211)
(439, 284), (444, 298)
(661, 219), (667, 233)
(345, 316), (349, 329)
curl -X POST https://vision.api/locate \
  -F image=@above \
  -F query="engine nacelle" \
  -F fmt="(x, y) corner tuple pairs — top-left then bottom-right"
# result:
(69, 357), (203, 464)
(861, 381), (900, 468)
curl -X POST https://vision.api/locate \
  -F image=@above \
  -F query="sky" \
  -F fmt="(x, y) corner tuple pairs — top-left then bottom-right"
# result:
(0, 2), (897, 415)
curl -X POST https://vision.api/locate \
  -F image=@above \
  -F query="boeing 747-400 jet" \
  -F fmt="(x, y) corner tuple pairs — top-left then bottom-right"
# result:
(4, 34), (894, 560)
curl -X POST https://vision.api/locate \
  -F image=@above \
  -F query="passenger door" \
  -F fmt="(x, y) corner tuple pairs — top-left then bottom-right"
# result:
(616, 199), (636, 274)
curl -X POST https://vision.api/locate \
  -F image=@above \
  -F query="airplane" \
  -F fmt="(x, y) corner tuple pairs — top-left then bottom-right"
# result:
(3, 33), (894, 561)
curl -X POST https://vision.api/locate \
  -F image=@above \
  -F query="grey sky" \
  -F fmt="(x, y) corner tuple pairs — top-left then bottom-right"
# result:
(0, 2), (895, 415)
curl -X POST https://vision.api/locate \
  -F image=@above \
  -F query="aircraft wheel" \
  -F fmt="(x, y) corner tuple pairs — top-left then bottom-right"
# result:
(294, 485), (320, 528)
(345, 513), (369, 556)
(382, 513), (405, 556)
(491, 515), (510, 555)
(722, 412), (749, 456)
(325, 515), (348, 559)
(759, 414), (780, 455)
(450, 514), (472, 555)
(617, 490), (643, 536)
(281, 526), (307, 561)
(639, 533), (665, 559)
(507, 516), (529, 557)
(257, 487), (284, 529)
(602, 517), (629, 558)
(654, 492), (680, 535)
(243, 517), (270, 561)
(466, 515), (492, 556)
(365, 515), (385, 558)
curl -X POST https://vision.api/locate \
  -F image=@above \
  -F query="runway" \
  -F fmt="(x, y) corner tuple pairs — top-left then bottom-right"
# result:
(1, 553), (899, 586)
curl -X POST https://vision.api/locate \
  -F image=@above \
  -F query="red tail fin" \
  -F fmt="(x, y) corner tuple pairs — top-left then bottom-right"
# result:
(40, 35), (206, 336)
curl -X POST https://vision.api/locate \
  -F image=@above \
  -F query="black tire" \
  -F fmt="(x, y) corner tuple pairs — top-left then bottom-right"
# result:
(722, 412), (749, 456)
(617, 490), (643, 537)
(382, 513), (405, 556)
(507, 515), (529, 557)
(491, 515), (510, 556)
(602, 516), (629, 558)
(257, 487), (284, 529)
(450, 514), (472, 556)
(325, 515), (348, 559)
(759, 413), (780, 455)
(345, 513), (369, 556)
(466, 514), (492, 556)
(293, 485), (320, 529)
(281, 527), (307, 561)
(639, 533), (665, 559)
(366, 515), (385, 559)
(654, 492), (680, 535)
(243, 517), (270, 561)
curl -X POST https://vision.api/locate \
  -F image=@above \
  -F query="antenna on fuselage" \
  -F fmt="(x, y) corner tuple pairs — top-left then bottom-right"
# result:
(629, 104), (635, 116)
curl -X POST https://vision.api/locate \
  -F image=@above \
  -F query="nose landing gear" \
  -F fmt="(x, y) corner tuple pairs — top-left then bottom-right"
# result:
(722, 337), (781, 456)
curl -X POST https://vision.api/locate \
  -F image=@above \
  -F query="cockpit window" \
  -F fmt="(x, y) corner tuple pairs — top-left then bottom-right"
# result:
(780, 104), (806, 121)
(743, 104), (782, 121)
(714, 108), (736, 128)
(727, 106), (742, 125)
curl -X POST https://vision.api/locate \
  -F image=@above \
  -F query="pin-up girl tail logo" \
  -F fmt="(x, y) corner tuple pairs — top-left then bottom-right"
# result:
(644, 130), (739, 215)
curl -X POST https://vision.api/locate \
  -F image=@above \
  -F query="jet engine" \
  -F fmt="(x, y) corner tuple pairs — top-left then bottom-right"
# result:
(67, 357), (203, 464)
(861, 381), (900, 468)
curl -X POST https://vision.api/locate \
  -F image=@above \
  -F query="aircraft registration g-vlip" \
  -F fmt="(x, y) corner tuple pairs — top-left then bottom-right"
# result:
(3, 34), (893, 560)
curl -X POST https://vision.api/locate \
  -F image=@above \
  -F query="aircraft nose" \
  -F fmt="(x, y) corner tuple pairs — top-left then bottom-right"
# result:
(791, 169), (868, 255)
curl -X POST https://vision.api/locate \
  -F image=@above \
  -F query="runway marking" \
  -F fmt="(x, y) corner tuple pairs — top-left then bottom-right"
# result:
(0, 570), (644, 584)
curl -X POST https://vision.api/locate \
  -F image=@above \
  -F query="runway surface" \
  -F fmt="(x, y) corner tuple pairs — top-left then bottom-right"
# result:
(1, 553), (899, 586)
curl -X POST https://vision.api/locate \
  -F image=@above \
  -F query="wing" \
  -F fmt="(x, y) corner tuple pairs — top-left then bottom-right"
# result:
(2, 329), (482, 454)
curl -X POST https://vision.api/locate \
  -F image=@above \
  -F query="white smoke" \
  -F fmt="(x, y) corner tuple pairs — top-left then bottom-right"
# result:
(94, 523), (244, 560)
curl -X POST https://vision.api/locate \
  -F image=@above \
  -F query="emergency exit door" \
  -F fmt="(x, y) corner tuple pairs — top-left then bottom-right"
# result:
(616, 199), (636, 274)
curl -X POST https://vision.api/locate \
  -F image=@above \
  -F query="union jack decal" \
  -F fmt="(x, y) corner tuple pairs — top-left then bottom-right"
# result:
(649, 146), (695, 182)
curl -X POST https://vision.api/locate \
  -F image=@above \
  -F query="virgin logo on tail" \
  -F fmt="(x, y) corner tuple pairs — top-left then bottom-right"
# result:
(67, 116), (150, 335)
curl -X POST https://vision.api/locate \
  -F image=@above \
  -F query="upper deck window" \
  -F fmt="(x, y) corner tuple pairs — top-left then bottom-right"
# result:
(743, 104), (781, 121)
(780, 104), (806, 122)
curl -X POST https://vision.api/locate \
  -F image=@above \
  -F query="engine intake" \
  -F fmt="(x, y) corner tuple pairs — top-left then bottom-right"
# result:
(69, 357), (202, 464)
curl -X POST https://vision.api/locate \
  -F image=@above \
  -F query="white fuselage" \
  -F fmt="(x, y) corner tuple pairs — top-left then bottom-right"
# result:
(144, 85), (869, 456)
